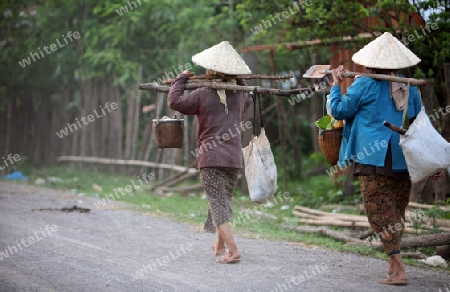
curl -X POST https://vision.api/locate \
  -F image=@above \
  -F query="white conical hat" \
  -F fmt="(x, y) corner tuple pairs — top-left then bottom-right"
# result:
(192, 41), (252, 75)
(352, 32), (421, 69)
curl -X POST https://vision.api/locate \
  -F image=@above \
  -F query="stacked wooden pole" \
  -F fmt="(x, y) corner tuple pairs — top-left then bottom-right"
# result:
(288, 204), (450, 251)
(138, 74), (314, 97)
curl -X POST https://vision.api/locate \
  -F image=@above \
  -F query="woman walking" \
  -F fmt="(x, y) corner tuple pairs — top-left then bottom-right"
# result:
(168, 41), (252, 264)
(330, 32), (422, 285)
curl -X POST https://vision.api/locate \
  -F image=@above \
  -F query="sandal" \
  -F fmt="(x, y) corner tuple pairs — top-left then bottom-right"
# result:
(379, 274), (408, 286)
(217, 256), (240, 264)
(212, 244), (225, 256)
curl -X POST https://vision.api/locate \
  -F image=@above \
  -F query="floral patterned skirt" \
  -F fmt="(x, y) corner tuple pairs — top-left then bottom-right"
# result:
(200, 167), (240, 233)
(359, 174), (411, 255)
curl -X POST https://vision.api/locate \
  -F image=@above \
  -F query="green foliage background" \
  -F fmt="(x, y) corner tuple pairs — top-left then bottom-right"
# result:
(1, 0), (449, 183)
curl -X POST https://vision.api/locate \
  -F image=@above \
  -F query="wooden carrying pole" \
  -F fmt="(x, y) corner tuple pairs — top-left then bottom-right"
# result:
(326, 70), (427, 86)
(162, 74), (293, 85)
(139, 82), (313, 97)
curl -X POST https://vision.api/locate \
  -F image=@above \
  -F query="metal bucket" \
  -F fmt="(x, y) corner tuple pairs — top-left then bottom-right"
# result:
(152, 118), (184, 148)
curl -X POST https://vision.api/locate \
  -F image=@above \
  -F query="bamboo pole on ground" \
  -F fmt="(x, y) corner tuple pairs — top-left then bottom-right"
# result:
(282, 225), (364, 244)
(347, 232), (450, 250)
(154, 172), (198, 191)
(294, 206), (450, 233)
(156, 184), (203, 195)
(294, 205), (368, 222)
(297, 218), (370, 228)
(148, 161), (197, 191)
(408, 202), (450, 211)
(57, 156), (198, 173)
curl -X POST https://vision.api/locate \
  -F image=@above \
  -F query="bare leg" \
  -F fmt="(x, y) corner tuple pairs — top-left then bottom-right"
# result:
(216, 222), (240, 263)
(212, 232), (226, 256)
(387, 179), (410, 279)
(389, 254), (408, 280)
(387, 256), (394, 275)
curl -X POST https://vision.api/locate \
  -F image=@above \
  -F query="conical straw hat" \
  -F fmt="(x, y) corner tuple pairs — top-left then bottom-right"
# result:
(192, 41), (252, 75)
(352, 32), (421, 69)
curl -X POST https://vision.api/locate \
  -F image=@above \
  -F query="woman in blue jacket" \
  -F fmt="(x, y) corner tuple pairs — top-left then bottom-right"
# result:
(330, 32), (422, 286)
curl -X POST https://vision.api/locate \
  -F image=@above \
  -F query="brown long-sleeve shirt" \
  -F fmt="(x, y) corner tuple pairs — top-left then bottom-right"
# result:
(168, 73), (252, 169)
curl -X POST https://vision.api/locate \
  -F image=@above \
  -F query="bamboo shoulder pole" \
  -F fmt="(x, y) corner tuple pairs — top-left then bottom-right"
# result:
(325, 70), (427, 86)
(139, 82), (312, 97)
(162, 74), (293, 84)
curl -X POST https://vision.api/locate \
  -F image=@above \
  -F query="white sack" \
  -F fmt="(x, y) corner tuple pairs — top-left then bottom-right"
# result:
(399, 106), (450, 183)
(418, 255), (448, 268)
(242, 128), (278, 203)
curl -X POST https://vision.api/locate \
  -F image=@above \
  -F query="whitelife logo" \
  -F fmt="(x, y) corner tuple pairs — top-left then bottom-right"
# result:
(0, 154), (21, 170)
(0, 225), (58, 261)
(18, 31), (81, 68)
(93, 172), (156, 209)
(55, 101), (118, 139)
(131, 243), (193, 280)
(116, 0), (148, 16)
(250, 0), (312, 35)
(190, 121), (253, 158)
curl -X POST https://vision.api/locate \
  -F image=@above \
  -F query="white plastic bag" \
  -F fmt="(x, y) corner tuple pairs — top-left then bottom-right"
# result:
(242, 128), (278, 203)
(418, 255), (448, 268)
(399, 106), (450, 183)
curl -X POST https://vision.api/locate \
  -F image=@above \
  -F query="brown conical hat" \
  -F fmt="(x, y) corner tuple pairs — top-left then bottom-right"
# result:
(192, 41), (252, 75)
(352, 32), (421, 69)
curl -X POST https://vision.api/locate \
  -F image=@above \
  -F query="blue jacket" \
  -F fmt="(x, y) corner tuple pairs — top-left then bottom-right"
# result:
(330, 76), (421, 171)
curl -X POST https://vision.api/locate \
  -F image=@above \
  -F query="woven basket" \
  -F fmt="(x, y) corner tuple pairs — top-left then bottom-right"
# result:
(318, 128), (343, 165)
(152, 118), (184, 148)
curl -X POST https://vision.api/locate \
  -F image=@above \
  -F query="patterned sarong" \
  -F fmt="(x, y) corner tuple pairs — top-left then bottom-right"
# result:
(359, 174), (411, 254)
(200, 167), (240, 233)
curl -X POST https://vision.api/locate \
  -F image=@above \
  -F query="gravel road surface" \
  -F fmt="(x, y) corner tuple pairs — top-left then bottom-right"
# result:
(0, 182), (448, 292)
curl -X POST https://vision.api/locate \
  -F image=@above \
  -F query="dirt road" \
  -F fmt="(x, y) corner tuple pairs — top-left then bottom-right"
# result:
(0, 182), (448, 292)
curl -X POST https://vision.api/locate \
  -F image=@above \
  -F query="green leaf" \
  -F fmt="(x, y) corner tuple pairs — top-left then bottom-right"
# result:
(315, 115), (332, 130)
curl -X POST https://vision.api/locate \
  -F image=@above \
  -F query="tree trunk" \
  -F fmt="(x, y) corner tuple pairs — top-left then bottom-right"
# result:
(269, 50), (287, 190)
(109, 84), (123, 174)
(60, 85), (71, 156)
(311, 92), (323, 153)
(441, 63), (450, 141)
(71, 122), (79, 158)
(436, 245), (450, 260)
(125, 88), (135, 161)
(375, 232), (450, 250)
(50, 104), (60, 164)
(140, 111), (156, 175)
(34, 94), (51, 165)
(99, 80), (109, 172)
(138, 123), (152, 161)
(131, 96), (141, 162)
(80, 79), (89, 164)
(89, 79), (98, 172)
(5, 100), (13, 157)
(409, 179), (425, 203)
(342, 162), (355, 197)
